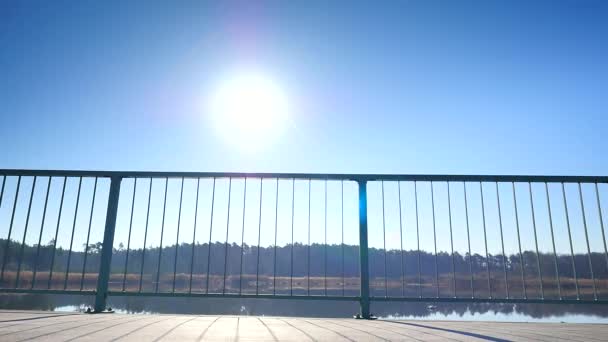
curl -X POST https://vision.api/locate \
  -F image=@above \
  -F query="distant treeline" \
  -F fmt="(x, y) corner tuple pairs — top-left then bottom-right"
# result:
(0, 238), (606, 280)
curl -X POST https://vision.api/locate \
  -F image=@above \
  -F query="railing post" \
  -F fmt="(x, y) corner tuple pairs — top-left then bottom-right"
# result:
(94, 176), (122, 312)
(358, 180), (371, 319)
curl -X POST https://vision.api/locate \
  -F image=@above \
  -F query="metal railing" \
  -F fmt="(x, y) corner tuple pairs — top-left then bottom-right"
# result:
(0, 169), (607, 317)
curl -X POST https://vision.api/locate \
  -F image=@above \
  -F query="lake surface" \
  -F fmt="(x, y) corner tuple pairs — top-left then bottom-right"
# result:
(1, 293), (607, 323)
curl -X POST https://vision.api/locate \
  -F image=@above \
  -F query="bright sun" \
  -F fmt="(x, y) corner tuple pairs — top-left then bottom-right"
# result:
(208, 72), (289, 151)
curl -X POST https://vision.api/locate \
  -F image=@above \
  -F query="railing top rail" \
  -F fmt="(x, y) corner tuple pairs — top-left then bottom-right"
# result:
(1, 169), (607, 183)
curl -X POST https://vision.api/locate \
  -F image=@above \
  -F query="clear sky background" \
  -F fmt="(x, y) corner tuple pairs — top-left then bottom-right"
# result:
(1, 1), (607, 258)
(1, 0), (607, 175)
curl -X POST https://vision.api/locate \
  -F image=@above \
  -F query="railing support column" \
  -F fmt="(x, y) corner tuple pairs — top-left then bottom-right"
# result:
(94, 176), (122, 313)
(358, 180), (371, 319)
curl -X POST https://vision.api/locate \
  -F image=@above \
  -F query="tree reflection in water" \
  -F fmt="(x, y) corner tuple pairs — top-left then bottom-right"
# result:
(1, 294), (607, 322)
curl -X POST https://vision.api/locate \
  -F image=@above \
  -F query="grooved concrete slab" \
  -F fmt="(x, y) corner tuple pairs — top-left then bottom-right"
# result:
(0, 310), (606, 341)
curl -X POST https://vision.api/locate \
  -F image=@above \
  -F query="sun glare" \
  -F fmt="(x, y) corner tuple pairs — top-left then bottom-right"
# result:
(208, 72), (289, 151)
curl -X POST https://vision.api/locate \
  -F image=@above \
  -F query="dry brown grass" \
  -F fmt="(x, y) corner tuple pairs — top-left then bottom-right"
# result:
(2, 271), (606, 298)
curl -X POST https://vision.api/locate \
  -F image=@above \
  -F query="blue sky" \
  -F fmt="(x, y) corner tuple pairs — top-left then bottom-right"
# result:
(1, 1), (607, 257)
(1, 0), (607, 175)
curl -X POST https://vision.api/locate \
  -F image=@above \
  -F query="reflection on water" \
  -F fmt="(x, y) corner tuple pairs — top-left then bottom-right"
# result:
(384, 307), (608, 324)
(1, 294), (607, 323)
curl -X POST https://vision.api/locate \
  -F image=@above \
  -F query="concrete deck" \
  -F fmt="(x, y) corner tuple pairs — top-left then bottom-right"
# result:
(0, 310), (606, 341)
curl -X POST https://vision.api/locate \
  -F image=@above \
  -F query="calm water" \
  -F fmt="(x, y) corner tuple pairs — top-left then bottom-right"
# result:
(1, 294), (607, 323)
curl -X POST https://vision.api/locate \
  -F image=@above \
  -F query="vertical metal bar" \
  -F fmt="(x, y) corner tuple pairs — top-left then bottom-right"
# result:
(122, 179), (137, 292)
(415, 181), (421, 298)
(47, 177), (66, 289)
(0, 175), (21, 283)
(222, 177), (232, 295)
(255, 179), (263, 295)
(33, 177), (51, 289)
(448, 182), (456, 298)
(172, 178), (184, 293)
(15, 176), (36, 288)
(324, 178), (328, 296)
(595, 183), (608, 278)
(0, 175), (5, 208)
(562, 183), (580, 299)
(0, 175), (5, 271)
(188, 178), (200, 293)
(0, 176), (5, 280)
(464, 182), (474, 298)
(155, 178), (169, 293)
(578, 183), (597, 300)
(239, 178), (248, 295)
(431, 182), (439, 298)
(94, 176), (122, 312)
(290, 178), (295, 295)
(205, 178), (216, 294)
(512, 182), (527, 299)
(398, 181), (405, 297)
(358, 180), (370, 319)
(138, 178), (152, 292)
(529, 182), (544, 299)
(79, 178), (98, 291)
(273, 178), (279, 295)
(496, 182), (508, 299)
(381, 180), (388, 297)
(307, 179), (311, 296)
(342, 180), (345, 297)
(545, 182), (562, 299)
(480, 182), (492, 298)
(63, 176), (82, 290)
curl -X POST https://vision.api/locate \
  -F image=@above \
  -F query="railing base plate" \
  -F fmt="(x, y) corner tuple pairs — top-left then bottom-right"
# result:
(86, 307), (115, 314)
(353, 313), (377, 320)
